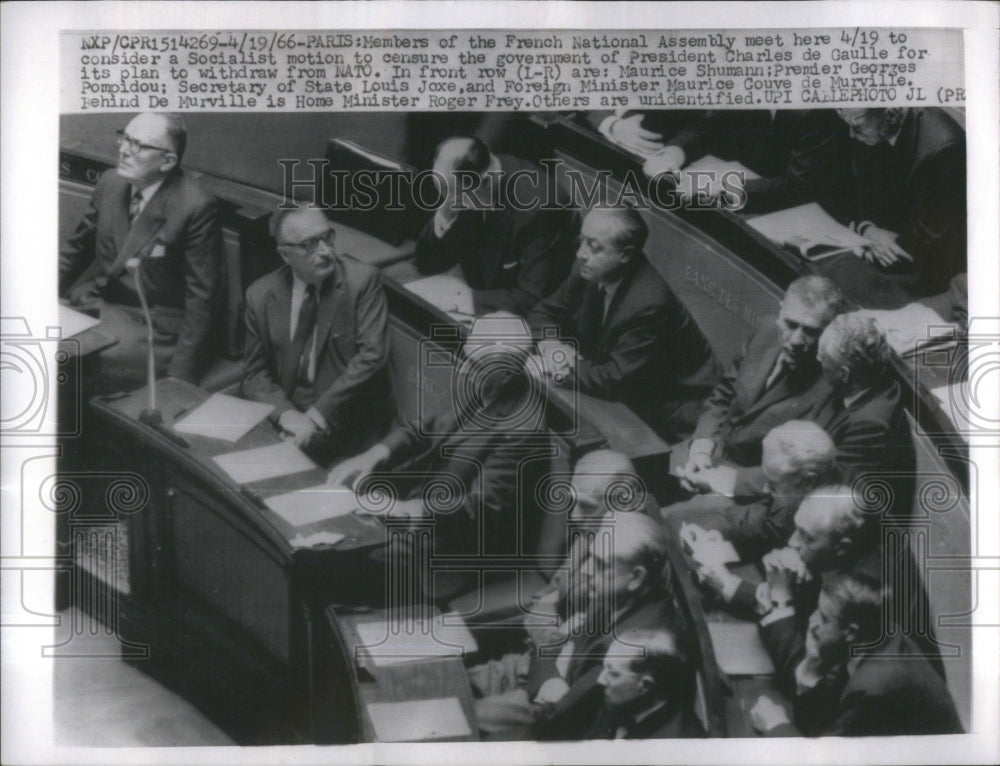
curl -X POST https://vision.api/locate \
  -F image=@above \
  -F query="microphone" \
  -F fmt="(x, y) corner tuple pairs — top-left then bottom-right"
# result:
(125, 256), (161, 427)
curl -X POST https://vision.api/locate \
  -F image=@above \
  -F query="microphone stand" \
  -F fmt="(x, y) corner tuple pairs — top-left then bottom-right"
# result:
(125, 256), (187, 449)
(125, 257), (161, 426)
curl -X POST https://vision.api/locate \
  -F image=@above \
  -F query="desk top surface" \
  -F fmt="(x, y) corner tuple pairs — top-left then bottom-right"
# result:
(93, 379), (387, 554)
(328, 605), (480, 742)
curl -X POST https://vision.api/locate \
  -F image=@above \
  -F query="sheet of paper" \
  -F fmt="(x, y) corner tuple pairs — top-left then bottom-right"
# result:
(855, 305), (956, 357)
(747, 202), (870, 260)
(354, 612), (477, 667)
(289, 531), (345, 549)
(690, 537), (741, 568)
(707, 620), (775, 677)
(173, 393), (275, 443)
(686, 154), (762, 180)
(366, 697), (471, 742)
(404, 273), (475, 318)
(931, 381), (971, 443)
(57, 305), (102, 339)
(264, 485), (358, 527)
(212, 441), (318, 484)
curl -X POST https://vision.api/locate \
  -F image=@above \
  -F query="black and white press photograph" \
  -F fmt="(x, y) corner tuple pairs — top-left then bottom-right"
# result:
(2, 2), (998, 764)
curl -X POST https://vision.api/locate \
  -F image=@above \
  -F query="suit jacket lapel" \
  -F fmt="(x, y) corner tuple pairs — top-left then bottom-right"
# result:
(267, 268), (294, 358)
(313, 258), (352, 359)
(112, 174), (174, 275)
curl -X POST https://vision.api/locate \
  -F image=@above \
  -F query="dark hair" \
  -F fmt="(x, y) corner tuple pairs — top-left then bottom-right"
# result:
(159, 113), (187, 161)
(590, 204), (649, 252)
(434, 136), (491, 175)
(821, 570), (885, 643)
(618, 624), (697, 706)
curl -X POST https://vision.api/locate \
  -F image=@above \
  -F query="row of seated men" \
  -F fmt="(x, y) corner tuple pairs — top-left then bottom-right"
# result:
(56, 113), (961, 738)
(585, 106), (966, 298)
(450, 447), (962, 739)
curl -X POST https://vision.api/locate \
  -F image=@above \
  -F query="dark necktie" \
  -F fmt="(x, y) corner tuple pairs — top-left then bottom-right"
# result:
(281, 283), (319, 396)
(128, 188), (143, 224)
(580, 284), (606, 354)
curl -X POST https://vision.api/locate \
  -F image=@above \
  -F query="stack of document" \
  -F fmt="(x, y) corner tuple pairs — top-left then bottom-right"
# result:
(212, 441), (318, 484)
(354, 612), (478, 667)
(747, 202), (870, 261)
(174, 393), (275, 443)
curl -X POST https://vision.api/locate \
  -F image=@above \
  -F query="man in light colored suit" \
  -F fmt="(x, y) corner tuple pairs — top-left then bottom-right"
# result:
(242, 206), (394, 465)
(60, 112), (221, 387)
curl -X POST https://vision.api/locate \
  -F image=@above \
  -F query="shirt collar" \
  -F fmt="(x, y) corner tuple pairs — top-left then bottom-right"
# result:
(843, 387), (870, 409)
(133, 177), (165, 203)
(631, 698), (669, 726)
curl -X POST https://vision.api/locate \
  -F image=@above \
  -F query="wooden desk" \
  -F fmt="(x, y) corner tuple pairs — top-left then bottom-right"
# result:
(325, 606), (479, 742)
(664, 530), (789, 737)
(83, 378), (387, 744)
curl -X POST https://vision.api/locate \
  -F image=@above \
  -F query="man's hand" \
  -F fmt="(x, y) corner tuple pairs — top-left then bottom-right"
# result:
(388, 498), (428, 520)
(279, 410), (320, 448)
(860, 225), (914, 267)
(537, 339), (576, 384)
(643, 146), (686, 177)
(763, 555), (794, 606)
(750, 695), (791, 734)
(763, 547), (811, 587)
(684, 438), (716, 474)
(534, 677), (571, 706)
(68, 282), (102, 310)
(609, 114), (665, 155)
(684, 465), (738, 497)
(327, 444), (389, 489)
(697, 563), (741, 601)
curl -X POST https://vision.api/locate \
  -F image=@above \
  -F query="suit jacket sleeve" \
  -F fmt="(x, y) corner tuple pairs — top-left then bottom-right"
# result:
(832, 415), (891, 480)
(59, 172), (105, 294)
(526, 272), (579, 339)
(413, 214), (460, 276)
(472, 208), (577, 316)
(692, 330), (749, 443)
(729, 500), (792, 562)
(241, 286), (297, 416)
(741, 115), (842, 215)
(760, 613), (806, 696)
(313, 269), (391, 430)
(665, 111), (716, 161)
(168, 193), (222, 381)
(573, 305), (669, 398)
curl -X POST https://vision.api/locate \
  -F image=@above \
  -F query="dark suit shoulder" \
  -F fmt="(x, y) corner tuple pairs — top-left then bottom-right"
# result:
(246, 265), (290, 303)
(339, 253), (382, 289)
(623, 259), (678, 311)
(170, 170), (217, 208)
(914, 108), (965, 152)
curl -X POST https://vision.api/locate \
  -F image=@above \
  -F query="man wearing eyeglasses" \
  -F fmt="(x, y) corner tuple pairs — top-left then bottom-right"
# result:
(241, 205), (394, 463)
(59, 112), (221, 386)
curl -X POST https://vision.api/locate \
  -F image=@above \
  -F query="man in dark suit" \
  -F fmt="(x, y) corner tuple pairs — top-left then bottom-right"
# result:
(414, 136), (578, 315)
(675, 275), (843, 500)
(810, 312), (916, 515)
(584, 628), (705, 740)
(327, 312), (550, 558)
(469, 513), (682, 739)
(837, 107), (966, 296)
(674, 420), (839, 564)
(242, 206), (394, 465)
(643, 109), (853, 216)
(59, 112), (221, 387)
(527, 206), (719, 442)
(751, 570), (962, 736)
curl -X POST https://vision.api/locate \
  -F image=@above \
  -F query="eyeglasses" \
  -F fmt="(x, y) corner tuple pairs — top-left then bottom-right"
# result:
(116, 129), (173, 155)
(279, 229), (337, 255)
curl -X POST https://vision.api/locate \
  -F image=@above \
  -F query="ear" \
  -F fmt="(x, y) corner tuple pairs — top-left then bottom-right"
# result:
(637, 673), (655, 695)
(627, 564), (647, 592)
(843, 620), (860, 644)
(834, 535), (853, 561)
(159, 152), (179, 174)
(619, 245), (635, 266)
(838, 363), (852, 386)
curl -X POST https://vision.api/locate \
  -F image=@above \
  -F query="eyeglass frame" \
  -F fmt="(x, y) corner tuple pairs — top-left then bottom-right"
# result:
(115, 129), (175, 155)
(277, 228), (338, 256)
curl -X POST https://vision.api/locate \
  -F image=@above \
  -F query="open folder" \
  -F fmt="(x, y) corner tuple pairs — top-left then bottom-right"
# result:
(747, 202), (870, 261)
(366, 697), (472, 741)
(212, 441), (318, 484)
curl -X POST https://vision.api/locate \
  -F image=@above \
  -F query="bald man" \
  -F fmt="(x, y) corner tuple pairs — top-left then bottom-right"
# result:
(414, 136), (578, 315)
(327, 312), (551, 558)
(60, 112), (221, 387)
